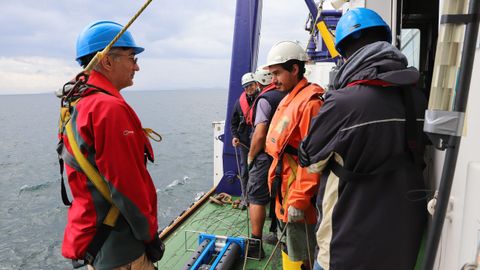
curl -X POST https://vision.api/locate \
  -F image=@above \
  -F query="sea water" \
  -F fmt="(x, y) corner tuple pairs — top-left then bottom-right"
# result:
(0, 89), (227, 269)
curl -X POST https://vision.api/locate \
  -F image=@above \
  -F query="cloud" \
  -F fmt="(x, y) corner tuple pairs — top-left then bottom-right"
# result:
(132, 57), (231, 91)
(0, 0), (319, 94)
(146, 11), (235, 59)
(0, 56), (79, 94)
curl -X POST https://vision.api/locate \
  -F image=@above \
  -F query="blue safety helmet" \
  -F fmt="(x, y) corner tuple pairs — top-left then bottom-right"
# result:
(75, 21), (144, 65)
(335, 8), (392, 55)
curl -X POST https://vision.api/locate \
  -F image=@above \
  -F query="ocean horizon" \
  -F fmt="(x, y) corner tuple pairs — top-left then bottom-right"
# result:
(0, 89), (227, 269)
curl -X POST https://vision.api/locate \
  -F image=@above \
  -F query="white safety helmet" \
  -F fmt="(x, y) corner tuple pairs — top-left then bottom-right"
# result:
(241, 72), (256, 88)
(254, 68), (273, 86)
(264, 41), (308, 68)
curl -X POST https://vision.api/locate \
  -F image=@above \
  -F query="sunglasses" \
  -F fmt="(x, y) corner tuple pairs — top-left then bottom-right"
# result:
(109, 53), (138, 65)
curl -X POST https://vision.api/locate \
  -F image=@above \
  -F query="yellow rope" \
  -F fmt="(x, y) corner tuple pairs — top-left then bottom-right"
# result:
(65, 120), (120, 226)
(84, 0), (154, 72)
(143, 128), (162, 142)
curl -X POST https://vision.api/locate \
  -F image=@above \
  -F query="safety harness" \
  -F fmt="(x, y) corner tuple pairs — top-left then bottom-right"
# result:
(56, 74), (161, 268)
(270, 145), (299, 216)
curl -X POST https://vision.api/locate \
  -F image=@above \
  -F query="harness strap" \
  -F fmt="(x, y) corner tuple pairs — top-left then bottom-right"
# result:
(271, 144), (299, 215)
(402, 86), (424, 168)
(66, 121), (117, 206)
(268, 203), (278, 233)
(271, 156), (282, 205)
(328, 152), (414, 181)
(346, 79), (393, 87)
(282, 154), (298, 212)
(65, 117), (120, 268)
(57, 150), (72, 206)
(283, 144), (298, 156)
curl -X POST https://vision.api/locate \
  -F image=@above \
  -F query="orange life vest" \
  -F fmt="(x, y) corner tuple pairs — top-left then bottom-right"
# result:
(265, 78), (325, 224)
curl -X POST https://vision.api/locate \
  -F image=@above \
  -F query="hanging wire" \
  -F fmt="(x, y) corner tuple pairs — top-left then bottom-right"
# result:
(234, 145), (242, 181)
(262, 222), (289, 270)
(305, 222), (314, 269)
(242, 238), (250, 270)
(234, 145), (251, 237)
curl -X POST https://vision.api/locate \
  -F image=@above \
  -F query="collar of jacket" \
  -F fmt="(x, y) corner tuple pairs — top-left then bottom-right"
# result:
(283, 77), (308, 107)
(333, 41), (408, 89)
(86, 70), (124, 100)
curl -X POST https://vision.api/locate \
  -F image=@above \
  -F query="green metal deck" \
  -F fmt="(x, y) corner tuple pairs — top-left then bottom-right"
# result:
(156, 191), (282, 270)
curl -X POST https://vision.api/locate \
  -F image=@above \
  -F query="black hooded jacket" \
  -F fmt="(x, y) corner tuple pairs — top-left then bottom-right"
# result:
(299, 42), (427, 270)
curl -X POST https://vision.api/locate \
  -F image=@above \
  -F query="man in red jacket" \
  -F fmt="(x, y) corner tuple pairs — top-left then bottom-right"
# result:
(59, 21), (162, 270)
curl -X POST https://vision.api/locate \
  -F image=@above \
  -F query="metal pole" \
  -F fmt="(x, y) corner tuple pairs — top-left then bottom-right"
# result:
(421, 1), (480, 269)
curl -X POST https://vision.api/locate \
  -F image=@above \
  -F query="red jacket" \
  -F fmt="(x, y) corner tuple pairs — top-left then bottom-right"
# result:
(61, 71), (158, 269)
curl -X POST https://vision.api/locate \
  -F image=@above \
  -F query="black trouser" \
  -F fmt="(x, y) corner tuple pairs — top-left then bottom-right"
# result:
(238, 145), (249, 202)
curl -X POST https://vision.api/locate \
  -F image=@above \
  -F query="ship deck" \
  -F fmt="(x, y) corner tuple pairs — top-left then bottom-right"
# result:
(156, 188), (282, 270)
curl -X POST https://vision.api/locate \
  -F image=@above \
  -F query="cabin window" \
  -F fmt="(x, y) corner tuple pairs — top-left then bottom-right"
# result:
(400, 28), (421, 69)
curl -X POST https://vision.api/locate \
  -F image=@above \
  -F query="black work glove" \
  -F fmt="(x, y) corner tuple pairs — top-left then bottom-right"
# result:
(145, 233), (165, 263)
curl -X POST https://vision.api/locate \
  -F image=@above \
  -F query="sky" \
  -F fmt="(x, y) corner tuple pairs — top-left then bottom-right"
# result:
(0, 0), (317, 95)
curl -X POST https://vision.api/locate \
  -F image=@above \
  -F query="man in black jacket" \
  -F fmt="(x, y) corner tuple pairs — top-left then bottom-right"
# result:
(231, 72), (259, 208)
(299, 8), (427, 270)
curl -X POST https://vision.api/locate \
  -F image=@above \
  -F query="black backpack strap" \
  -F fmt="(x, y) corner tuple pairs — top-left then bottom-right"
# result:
(59, 158), (72, 206)
(268, 202), (278, 233)
(402, 86), (424, 168)
(56, 140), (72, 206)
(328, 152), (413, 182)
(283, 144), (298, 156)
(270, 154), (283, 210)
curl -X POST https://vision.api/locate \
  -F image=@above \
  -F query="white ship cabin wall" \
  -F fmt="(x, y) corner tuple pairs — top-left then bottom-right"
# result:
(346, 0), (480, 269)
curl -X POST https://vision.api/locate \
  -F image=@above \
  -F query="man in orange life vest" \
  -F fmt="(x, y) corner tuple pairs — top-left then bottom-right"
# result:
(230, 72), (259, 208)
(264, 41), (325, 268)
